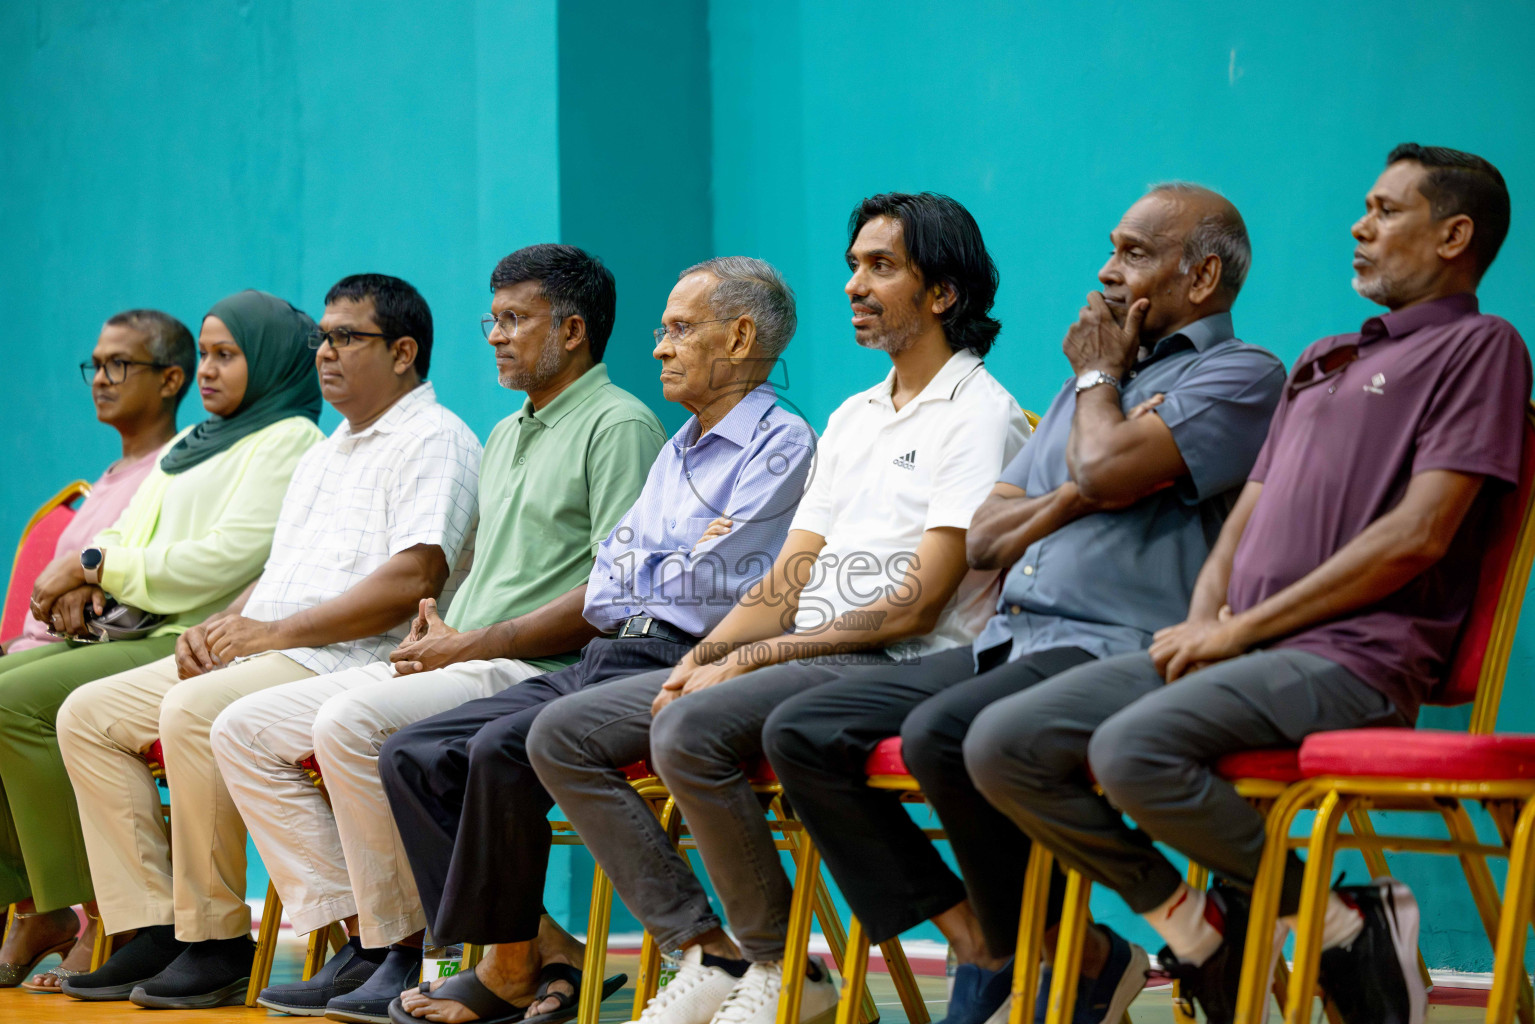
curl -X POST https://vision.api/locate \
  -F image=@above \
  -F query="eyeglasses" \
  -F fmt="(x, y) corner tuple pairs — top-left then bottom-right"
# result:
(308, 328), (396, 350)
(79, 358), (170, 385)
(652, 317), (741, 345)
(481, 311), (549, 339)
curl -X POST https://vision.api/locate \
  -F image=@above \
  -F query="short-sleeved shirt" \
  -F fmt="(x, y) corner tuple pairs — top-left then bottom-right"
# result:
(1229, 293), (1532, 720)
(445, 363), (667, 671)
(790, 349), (1030, 659)
(10, 447), (162, 652)
(584, 383), (815, 637)
(975, 312), (1286, 664)
(244, 383), (482, 674)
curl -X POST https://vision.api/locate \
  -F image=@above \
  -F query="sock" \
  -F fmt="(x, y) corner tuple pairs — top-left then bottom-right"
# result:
(1280, 891), (1364, 951)
(1143, 883), (1224, 966)
(352, 936), (389, 965)
(701, 952), (750, 978)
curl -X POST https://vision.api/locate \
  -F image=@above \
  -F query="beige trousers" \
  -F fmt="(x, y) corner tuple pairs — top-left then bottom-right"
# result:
(56, 651), (314, 940)
(210, 658), (542, 947)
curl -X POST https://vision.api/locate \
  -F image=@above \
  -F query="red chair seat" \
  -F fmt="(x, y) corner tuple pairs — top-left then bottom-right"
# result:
(621, 760), (656, 782)
(865, 736), (908, 777)
(297, 754), (322, 777)
(146, 739), (165, 769)
(1299, 729), (1535, 781)
(1215, 748), (1302, 782)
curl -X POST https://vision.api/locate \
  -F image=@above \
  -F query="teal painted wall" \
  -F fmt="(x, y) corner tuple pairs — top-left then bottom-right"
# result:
(705, 0), (1535, 971)
(4, 0), (1534, 973)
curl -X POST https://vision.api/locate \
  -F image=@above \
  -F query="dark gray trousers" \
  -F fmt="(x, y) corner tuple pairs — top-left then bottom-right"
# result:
(962, 649), (1406, 916)
(527, 651), (890, 962)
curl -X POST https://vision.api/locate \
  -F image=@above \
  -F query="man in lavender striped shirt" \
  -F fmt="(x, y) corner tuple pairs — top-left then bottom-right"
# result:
(382, 257), (815, 1024)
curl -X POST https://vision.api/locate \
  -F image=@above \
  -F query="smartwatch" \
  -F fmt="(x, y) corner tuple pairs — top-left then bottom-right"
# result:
(81, 547), (105, 585)
(1074, 370), (1120, 395)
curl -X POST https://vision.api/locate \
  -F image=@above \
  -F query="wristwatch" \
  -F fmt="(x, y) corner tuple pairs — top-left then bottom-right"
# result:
(81, 547), (104, 585)
(1074, 370), (1120, 395)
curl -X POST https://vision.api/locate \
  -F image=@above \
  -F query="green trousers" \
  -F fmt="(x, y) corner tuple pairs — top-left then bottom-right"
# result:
(0, 635), (177, 910)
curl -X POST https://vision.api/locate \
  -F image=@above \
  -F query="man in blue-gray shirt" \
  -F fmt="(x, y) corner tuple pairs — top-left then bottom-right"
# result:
(765, 184), (1285, 1024)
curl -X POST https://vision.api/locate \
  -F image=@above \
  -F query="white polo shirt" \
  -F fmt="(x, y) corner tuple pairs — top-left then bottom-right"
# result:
(244, 382), (482, 674)
(789, 349), (1029, 658)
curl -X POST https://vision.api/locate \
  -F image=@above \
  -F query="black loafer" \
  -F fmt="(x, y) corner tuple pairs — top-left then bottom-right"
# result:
(325, 945), (422, 1023)
(258, 936), (382, 1016)
(60, 925), (186, 1002)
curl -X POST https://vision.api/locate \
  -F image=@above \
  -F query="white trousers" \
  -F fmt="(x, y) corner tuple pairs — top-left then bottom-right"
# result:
(210, 658), (543, 947)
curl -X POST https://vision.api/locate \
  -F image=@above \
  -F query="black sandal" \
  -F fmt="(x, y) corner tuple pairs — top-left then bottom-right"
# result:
(388, 970), (529, 1024)
(520, 963), (628, 1024)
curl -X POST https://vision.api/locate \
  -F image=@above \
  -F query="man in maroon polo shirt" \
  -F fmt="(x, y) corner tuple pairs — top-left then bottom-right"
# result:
(959, 143), (1528, 1024)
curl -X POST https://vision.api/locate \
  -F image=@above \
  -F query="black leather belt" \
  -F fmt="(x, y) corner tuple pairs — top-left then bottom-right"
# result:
(615, 615), (698, 646)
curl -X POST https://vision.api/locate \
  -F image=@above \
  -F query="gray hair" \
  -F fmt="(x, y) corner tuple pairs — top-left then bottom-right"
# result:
(105, 309), (198, 409)
(679, 256), (797, 361)
(1147, 182), (1251, 299)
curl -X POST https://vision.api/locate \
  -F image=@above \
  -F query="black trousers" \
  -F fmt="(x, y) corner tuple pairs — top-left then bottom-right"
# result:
(763, 643), (1094, 956)
(378, 636), (690, 945)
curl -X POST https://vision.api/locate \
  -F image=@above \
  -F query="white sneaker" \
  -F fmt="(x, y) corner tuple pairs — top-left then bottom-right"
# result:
(709, 958), (839, 1024)
(628, 946), (740, 1024)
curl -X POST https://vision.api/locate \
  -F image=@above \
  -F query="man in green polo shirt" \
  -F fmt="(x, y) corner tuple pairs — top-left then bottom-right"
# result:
(203, 244), (666, 1018)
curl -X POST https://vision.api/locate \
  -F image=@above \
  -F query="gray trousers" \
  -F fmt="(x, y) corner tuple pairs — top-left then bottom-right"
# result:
(963, 649), (1406, 916)
(528, 652), (890, 962)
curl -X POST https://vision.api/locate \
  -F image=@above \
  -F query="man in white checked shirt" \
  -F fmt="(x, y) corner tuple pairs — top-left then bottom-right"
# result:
(56, 274), (482, 1010)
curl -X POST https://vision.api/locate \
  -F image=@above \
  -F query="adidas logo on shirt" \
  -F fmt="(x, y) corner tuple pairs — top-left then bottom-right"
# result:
(892, 450), (917, 470)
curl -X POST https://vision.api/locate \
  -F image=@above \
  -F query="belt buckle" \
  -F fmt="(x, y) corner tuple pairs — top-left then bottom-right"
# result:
(622, 615), (653, 639)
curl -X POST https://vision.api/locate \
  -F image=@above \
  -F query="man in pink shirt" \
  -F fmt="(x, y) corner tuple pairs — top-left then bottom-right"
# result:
(0, 308), (195, 990)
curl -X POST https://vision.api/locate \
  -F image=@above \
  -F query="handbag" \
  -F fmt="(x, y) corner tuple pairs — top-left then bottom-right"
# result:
(87, 599), (166, 642)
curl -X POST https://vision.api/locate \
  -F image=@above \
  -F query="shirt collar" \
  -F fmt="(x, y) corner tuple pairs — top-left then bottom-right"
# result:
(1361, 292), (1480, 344)
(1141, 311), (1235, 365)
(335, 381), (436, 441)
(673, 382), (778, 452)
(520, 363), (611, 428)
(867, 348), (985, 411)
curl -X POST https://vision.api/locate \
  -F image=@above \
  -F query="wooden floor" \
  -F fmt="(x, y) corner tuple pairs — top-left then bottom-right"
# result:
(0, 937), (1494, 1023)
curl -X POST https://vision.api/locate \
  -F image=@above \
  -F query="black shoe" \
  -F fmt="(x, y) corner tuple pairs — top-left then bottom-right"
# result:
(1156, 883), (1249, 1024)
(257, 936), (383, 1016)
(60, 925), (187, 1002)
(129, 935), (256, 1009)
(1319, 879), (1426, 1024)
(325, 945), (423, 1023)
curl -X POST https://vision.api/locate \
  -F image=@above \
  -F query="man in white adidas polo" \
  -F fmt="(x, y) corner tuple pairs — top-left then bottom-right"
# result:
(529, 190), (1029, 1024)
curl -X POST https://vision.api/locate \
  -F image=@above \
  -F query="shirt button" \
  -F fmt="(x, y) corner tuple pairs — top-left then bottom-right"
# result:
(670, 520), (676, 528)
(518, 457), (526, 464)
(1022, 565), (1034, 575)
(1008, 604), (1022, 615)
(678, 546), (687, 552)
(686, 472), (692, 479)
(759, 421), (768, 430)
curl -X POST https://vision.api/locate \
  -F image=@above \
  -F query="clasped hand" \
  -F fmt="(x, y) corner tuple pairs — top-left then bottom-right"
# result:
(390, 598), (464, 675)
(651, 647), (750, 715)
(1148, 606), (1249, 682)
(176, 613), (281, 678)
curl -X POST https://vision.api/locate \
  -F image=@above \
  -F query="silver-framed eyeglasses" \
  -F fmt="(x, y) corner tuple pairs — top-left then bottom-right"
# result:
(79, 358), (170, 385)
(308, 327), (396, 350)
(653, 317), (741, 344)
(481, 311), (549, 339)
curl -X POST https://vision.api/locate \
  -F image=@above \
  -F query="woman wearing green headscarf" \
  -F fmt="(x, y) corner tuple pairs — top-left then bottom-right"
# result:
(0, 290), (324, 988)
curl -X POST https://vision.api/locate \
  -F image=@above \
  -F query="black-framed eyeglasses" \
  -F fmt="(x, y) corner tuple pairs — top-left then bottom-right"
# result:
(652, 317), (742, 344)
(481, 311), (550, 340)
(308, 328), (396, 350)
(79, 359), (170, 385)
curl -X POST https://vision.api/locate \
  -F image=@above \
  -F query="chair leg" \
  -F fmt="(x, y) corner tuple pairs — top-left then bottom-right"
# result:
(776, 825), (821, 1024)
(1283, 789), (1351, 1024)
(1488, 796), (1535, 1024)
(88, 911), (111, 972)
(1042, 870), (1091, 1024)
(834, 916), (872, 1024)
(247, 881), (284, 1006)
(1234, 781), (1323, 1024)
(1442, 801), (1535, 1024)
(1009, 844), (1053, 1024)
(578, 860), (615, 1024)
(303, 925), (330, 979)
(463, 944), (484, 970)
(1170, 862), (1213, 1024)
(878, 938), (928, 1024)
